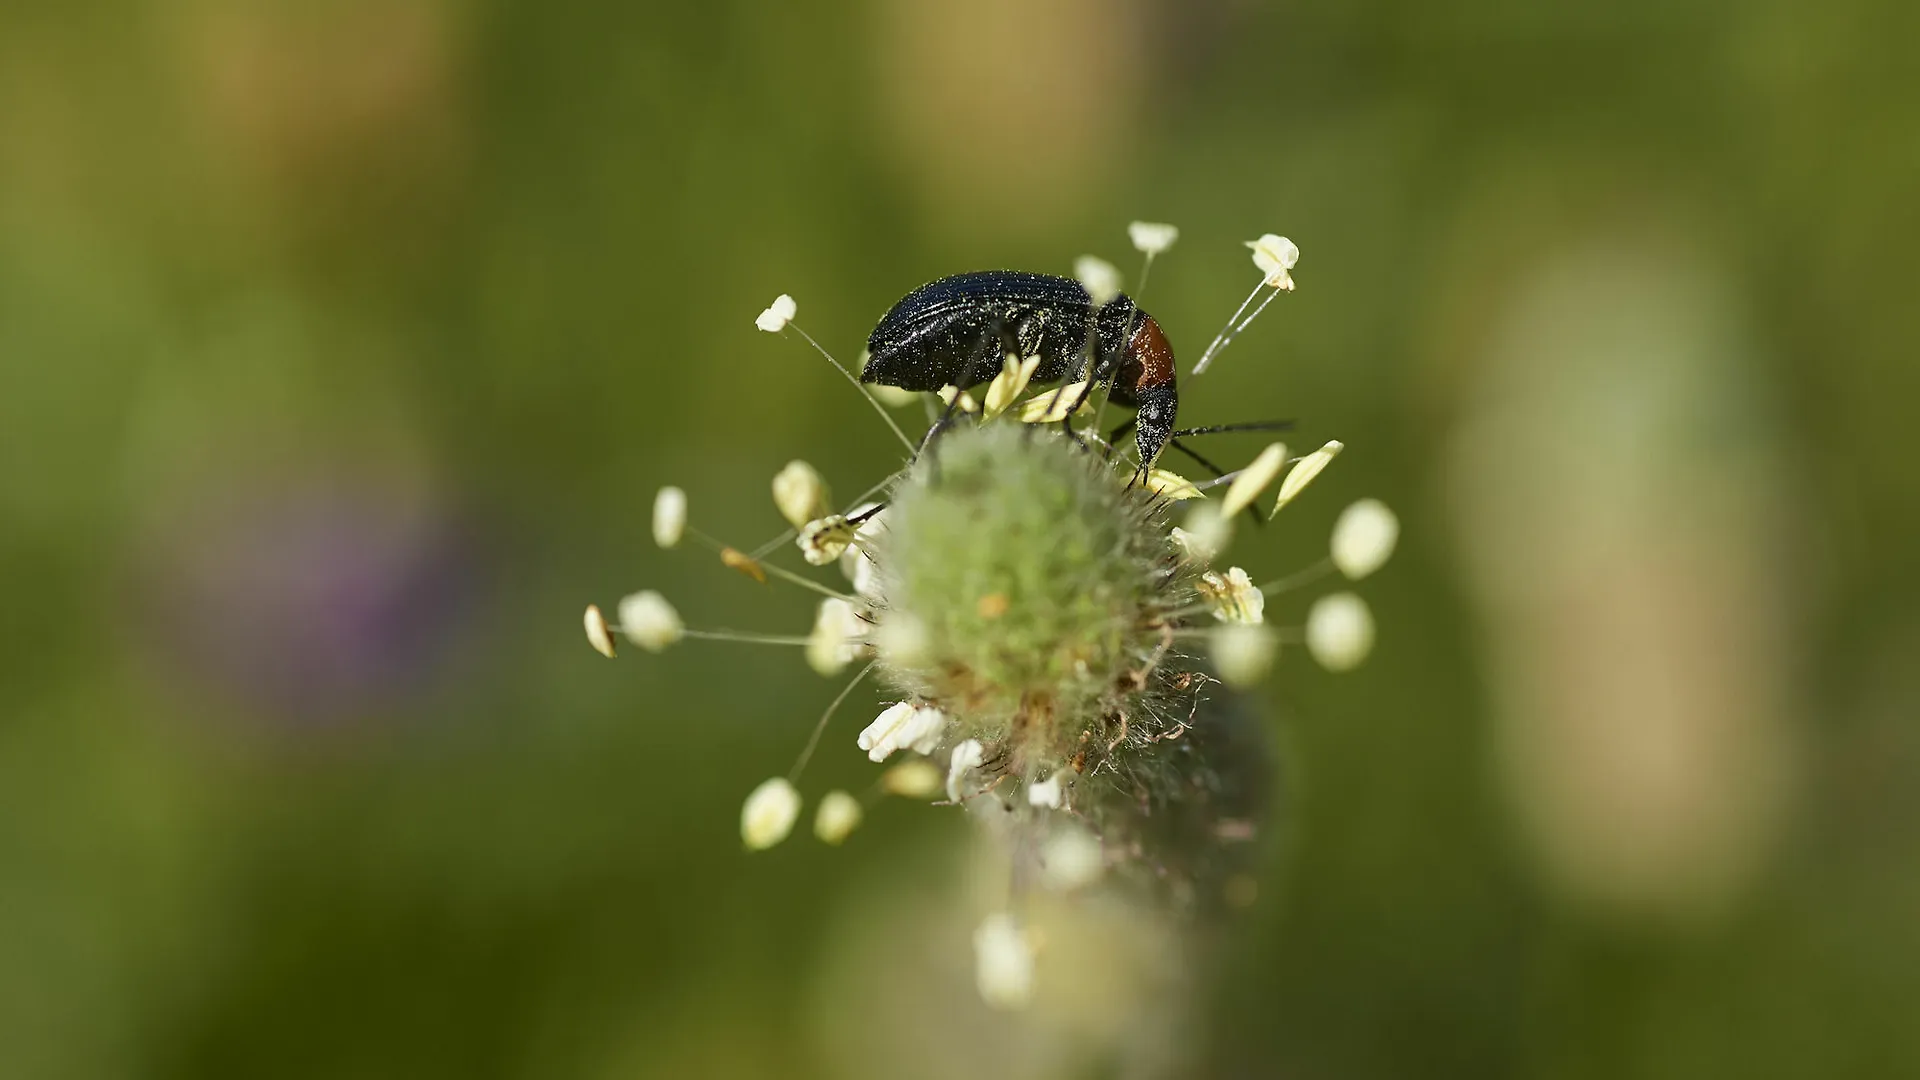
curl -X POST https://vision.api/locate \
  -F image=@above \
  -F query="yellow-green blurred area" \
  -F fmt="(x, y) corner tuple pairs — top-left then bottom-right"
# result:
(3, 0), (1916, 1076)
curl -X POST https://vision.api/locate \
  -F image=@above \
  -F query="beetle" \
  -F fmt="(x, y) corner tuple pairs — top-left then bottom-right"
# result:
(860, 270), (1179, 467)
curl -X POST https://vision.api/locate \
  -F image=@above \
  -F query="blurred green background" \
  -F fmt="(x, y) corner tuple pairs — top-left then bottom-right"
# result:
(3, 0), (1917, 1076)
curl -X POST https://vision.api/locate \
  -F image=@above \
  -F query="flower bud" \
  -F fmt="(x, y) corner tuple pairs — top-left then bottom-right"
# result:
(772, 460), (831, 529)
(1306, 592), (1375, 671)
(652, 486), (686, 548)
(1330, 498), (1399, 580)
(740, 777), (801, 850)
(617, 591), (683, 652)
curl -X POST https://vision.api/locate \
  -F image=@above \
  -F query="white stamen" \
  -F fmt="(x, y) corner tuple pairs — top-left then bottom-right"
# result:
(616, 590), (683, 652)
(857, 702), (948, 762)
(1220, 442), (1288, 518)
(772, 460), (832, 529)
(813, 790), (863, 845)
(798, 515), (856, 565)
(740, 777), (802, 850)
(1174, 503), (1233, 563)
(1273, 440), (1344, 514)
(1128, 221), (1180, 256)
(755, 293), (797, 332)
(1211, 623), (1278, 687)
(881, 759), (943, 799)
(973, 913), (1036, 1010)
(1027, 770), (1066, 809)
(806, 597), (866, 676)
(1040, 826), (1104, 890)
(946, 738), (985, 802)
(1073, 255), (1124, 307)
(583, 604), (617, 658)
(1199, 566), (1265, 623)
(1247, 234), (1300, 290)
(1330, 498), (1399, 580)
(1306, 592), (1375, 671)
(652, 487), (687, 549)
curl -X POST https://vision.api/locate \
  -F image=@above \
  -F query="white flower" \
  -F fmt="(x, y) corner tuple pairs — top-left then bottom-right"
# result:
(1272, 440), (1343, 514)
(946, 738), (985, 801)
(652, 486), (686, 549)
(806, 597), (866, 676)
(813, 790), (863, 845)
(617, 590), (683, 652)
(880, 759), (943, 799)
(973, 913), (1036, 1010)
(772, 460), (831, 529)
(1199, 566), (1265, 623)
(1128, 220), (1179, 256)
(1306, 592), (1375, 671)
(797, 515), (855, 565)
(982, 353), (1044, 418)
(1040, 826), (1104, 890)
(755, 293), (797, 332)
(1220, 442), (1287, 518)
(582, 604), (617, 658)
(741, 777), (802, 850)
(1246, 234), (1300, 290)
(1027, 770), (1066, 809)
(857, 702), (948, 762)
(1211, 623), (1278, 687)
(1173, 503), (1233, 563)
(1330, 498), (1399, 580)
(1073, 255), (1123, 307)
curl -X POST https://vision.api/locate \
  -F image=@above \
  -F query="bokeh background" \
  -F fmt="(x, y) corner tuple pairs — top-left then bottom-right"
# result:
(3, 0), (1917, 1076)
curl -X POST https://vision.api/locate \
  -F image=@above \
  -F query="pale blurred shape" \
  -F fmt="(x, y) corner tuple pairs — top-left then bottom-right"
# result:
(1073, 255), (1123, 308)
(1128, 221), (1179, 256)
(1331, 498), (1400, 580)
(1444, 231), (1798, 922)
(772, 460), (830, 529)
(652, 486), (687, 548)
(616, 590), (682, 652)
(1211, 623), (1278, 687)
(870, 0), (1143, 241)
(1304, 592), (1374, 672)
(741, 777), (802, 850)
(1221, 442), (1287, 519)
(808, 843), (1192, 1080)
(973, 913), (1037, 1009)
(814, 791), (865, 846)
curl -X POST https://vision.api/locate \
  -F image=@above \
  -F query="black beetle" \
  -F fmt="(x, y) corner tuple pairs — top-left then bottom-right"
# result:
(859, 270), (1178, 467)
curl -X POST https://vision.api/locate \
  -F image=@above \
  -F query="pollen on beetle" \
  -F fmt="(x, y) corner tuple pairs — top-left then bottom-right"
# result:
(617, 590), (683, 651)
(755, 293), (797, 332)
(1128, 220), (1179, 256)
(652, 486), (687, 549)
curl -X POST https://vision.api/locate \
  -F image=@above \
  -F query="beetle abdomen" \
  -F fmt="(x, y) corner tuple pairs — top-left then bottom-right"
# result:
(863, 271), (1099, 391)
